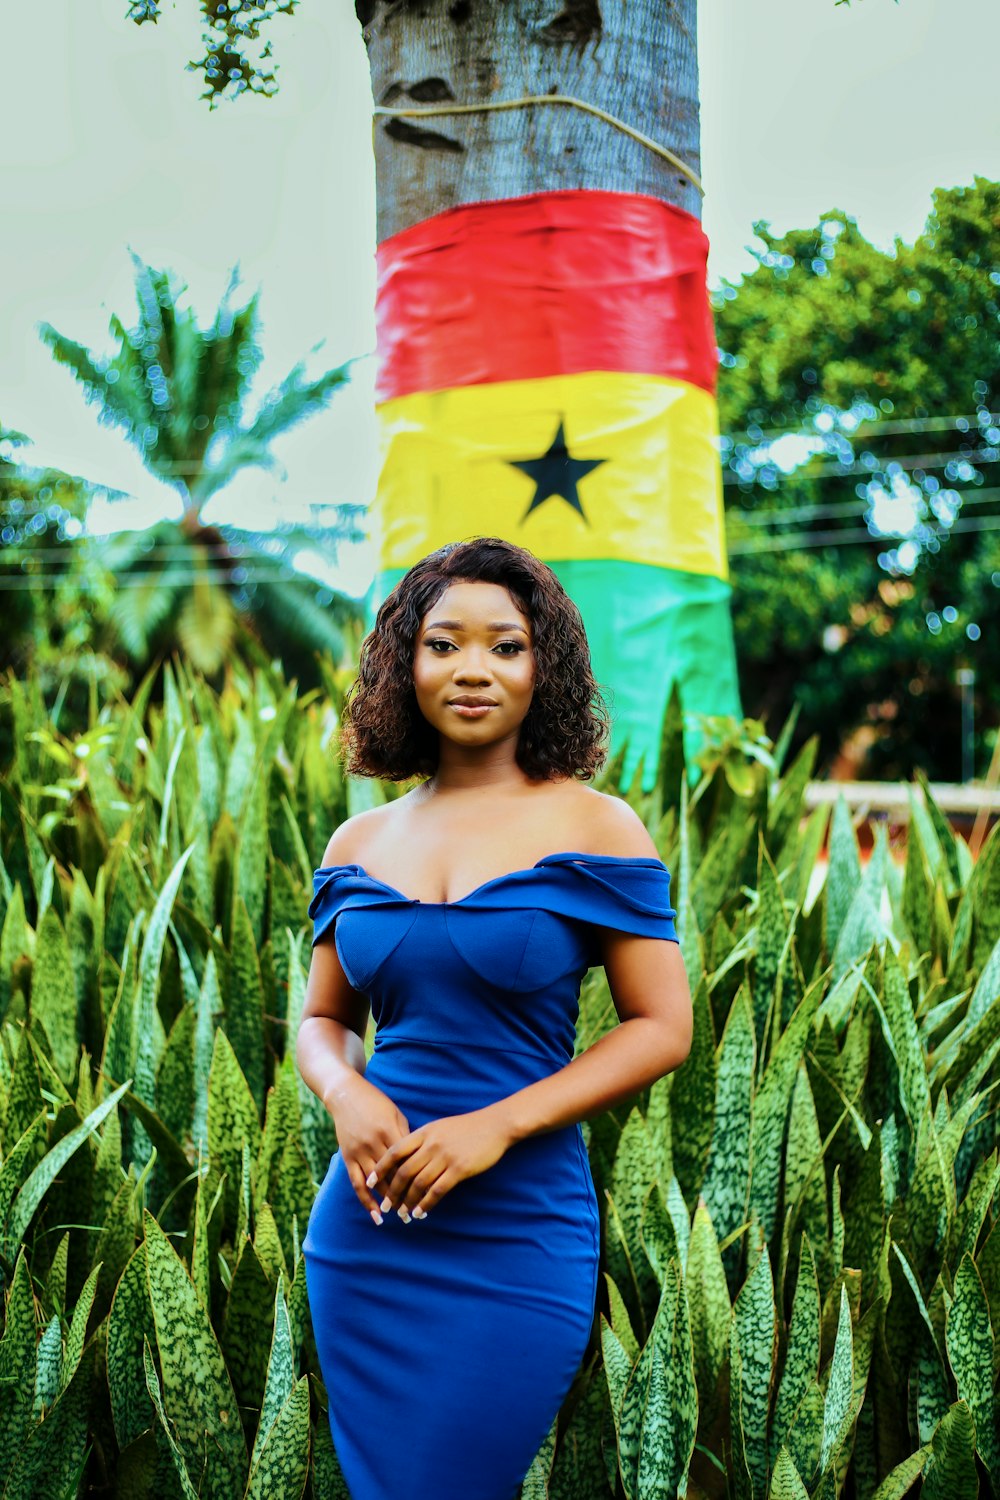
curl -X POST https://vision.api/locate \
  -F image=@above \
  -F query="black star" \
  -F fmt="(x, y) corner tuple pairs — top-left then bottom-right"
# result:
(508, 420), (607, 524)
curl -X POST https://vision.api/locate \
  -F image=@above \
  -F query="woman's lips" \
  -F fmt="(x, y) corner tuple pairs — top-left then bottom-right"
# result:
(448, 702), (497, 719)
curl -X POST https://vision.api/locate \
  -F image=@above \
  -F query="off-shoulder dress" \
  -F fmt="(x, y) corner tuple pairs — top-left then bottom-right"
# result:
(303, 851), (678, 1500)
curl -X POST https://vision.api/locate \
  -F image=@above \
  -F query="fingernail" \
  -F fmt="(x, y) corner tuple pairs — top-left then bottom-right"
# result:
(370, 1209), (383, 1226)
(398, 1206), (412, 1224)
(380, 1196), (392, 1213)
(413, 1207), (427, 1220)
(366, 1171), (378, 1189)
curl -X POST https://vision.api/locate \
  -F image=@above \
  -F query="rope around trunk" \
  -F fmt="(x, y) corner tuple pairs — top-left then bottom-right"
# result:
(373, 95), (705, 196)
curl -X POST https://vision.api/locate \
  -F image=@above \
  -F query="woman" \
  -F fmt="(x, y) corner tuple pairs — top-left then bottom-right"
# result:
(297, 537), (692, 1500)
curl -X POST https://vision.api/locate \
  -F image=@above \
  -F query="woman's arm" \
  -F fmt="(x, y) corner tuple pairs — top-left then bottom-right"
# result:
(296, 826), (413, 1225)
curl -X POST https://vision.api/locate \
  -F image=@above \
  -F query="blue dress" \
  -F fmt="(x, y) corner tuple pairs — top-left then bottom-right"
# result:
(303, 851), (678, 1500)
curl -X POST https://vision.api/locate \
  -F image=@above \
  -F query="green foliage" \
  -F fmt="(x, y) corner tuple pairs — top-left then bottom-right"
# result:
(0, 663), (999, 1495)
(24, 252), (363, 688)
(715, 176), (1000, 780)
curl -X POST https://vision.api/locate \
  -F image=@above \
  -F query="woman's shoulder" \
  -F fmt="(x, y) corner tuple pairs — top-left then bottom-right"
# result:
(319, 799), (409, 870)
(565, 784), (661, 861)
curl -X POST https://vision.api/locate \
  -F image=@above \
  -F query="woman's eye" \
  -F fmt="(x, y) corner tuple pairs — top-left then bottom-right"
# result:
(427, 639), (455, 652)
(494, 642), (524, 655)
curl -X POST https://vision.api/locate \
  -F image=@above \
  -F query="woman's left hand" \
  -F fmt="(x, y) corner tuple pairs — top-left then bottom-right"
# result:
(366, 1108), (511, 1222)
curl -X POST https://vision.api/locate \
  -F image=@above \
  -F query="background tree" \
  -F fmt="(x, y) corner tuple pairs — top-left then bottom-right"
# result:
(38, 251), (364, 681)
(715, 176), (1000, 781)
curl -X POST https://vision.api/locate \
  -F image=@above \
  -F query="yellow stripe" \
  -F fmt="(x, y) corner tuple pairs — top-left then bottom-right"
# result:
(373, 371), (728, 581)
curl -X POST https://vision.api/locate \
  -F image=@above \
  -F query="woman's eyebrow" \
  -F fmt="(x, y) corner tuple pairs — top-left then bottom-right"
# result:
(424, 619), (528, 633)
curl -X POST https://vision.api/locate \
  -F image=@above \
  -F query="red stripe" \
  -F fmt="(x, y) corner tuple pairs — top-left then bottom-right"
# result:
(376, 190), (718, 403)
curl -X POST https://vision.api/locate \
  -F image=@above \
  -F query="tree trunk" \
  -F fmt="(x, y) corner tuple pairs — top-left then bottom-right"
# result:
(357, 0), (741, 785)
(358, 0), (701, 241)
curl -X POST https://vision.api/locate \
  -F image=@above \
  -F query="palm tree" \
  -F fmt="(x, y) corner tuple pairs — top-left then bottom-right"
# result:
(37, 252), (363, 678)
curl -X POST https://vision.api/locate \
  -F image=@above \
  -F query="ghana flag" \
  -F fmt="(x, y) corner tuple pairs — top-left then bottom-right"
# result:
(371, 189), (741, 783)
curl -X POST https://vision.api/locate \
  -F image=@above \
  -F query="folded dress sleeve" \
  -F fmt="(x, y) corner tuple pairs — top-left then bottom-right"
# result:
(530, 853), (679, 944)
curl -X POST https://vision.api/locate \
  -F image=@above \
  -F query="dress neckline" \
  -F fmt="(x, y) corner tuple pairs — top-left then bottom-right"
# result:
(313, 850), (666, 909)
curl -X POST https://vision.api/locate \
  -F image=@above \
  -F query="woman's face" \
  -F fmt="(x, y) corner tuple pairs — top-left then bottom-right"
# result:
(412, 580), (536, 749)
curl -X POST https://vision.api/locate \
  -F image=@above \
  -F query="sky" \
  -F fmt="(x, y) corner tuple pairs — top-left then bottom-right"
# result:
(2, 0), (998, 596)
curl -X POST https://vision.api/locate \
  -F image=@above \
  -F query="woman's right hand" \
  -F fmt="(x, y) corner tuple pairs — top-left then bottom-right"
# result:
(325, 1073), (410, 1225)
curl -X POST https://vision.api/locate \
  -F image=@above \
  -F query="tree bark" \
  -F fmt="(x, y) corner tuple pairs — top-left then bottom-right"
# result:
(357, 0), (701, 242)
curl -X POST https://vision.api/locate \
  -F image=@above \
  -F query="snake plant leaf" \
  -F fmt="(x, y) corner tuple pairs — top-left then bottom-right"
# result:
(236, 763), (268, 949)
(968, 934), (1000, 1029)
(30, 908), (79, 1083)
(665, 1256), (698, 1497)
(945, 1253), (1000, 1477)
(618, 1269), (680, 1498)
(156, 1001), (196, 1146)
(193, 949), (222, 1160)
(752, 839), (789, 1064)
(0, 1250), (36, 1485)
(902, 817), (935, 960)
(548, 1368), (610, 1500)
(732, 1242), (777, 1500)
(644, 1071), (672, 1187)
(208, 1026), (262, 1235)
(865, 1442), (930, 1500)
(601, 1313), (634, 1454)
(880, 950), (932, 1127)
(637, 1351), (676, 1500)
(269, 1133), (316, 1277)
(819, 1284), (854, 1474)
(779, 1074), (827, 1260)
(107, 1242), (157, 1451)
(143, 1210), (248, 1496)
(284, 939), (336, 1183)
(825, 797), (860, 957)
(0, 1110), (46, 1230)
(253, 1203), (288, 1288)
(750, 977), (823, 1240)
(222, 1234), (274, 1416)
(192, 1168), (226, 1317)
(639, 1182), (678, 1283)
(243, 1375), (311, 1500)
(604, 1275), (639, 1365)
(131, 844), (195, 1168)
(670, 976), (716, 1211)
(605, 1189), (647, 1346)
(4, 1078), (130, 1255)
(3, 1022), (45, 1161)
(256, 1057), (300, 1214)
(46, 1229), (69, 1312)
(700, 984), (755, 1254)
(251, 1273), (294, 1472)
(772, 1234), (820, 1463)
(227, 897), (266, 1115)
(665, 1173), (691, 1270)
(4, 1340), (97, 1500)
(686, 1197), (730, 1424)
(971, 822), (1000, 971)
(521, 1414), (557, 1500)
(309, 1398), (351, 1500)
(0, 882), (32, 1023)
(842, 1133), (886, 1303)
(690, 813), (753, 932)
(32, 1312), (63, 1418)
(61, 1262), (100, 1394)
(920, 1399), (979, 1500)
(142, 1336), (200, 1500)
(767, 1446), (810, 1500)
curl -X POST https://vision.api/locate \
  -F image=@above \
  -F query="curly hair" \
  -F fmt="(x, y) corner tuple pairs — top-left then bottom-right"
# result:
(341, 538), (609, 782)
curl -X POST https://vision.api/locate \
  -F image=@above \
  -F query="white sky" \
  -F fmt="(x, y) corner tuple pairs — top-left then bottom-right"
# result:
(2, 0), (998, 596)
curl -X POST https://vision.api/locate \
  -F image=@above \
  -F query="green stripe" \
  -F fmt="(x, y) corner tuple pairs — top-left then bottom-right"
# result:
(373, 559), (741, 787)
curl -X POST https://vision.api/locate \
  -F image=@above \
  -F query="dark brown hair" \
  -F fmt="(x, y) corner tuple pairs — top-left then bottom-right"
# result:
(341, 538), (609, 781)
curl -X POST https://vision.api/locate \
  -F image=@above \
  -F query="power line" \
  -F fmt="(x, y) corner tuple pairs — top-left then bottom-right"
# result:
(721, 411), (1000, 443)
(728, 511), (1000, 557)
(729, 486), (1000, 528)
(721, 446), (1000, 486)
(0, 567), (317, 593)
